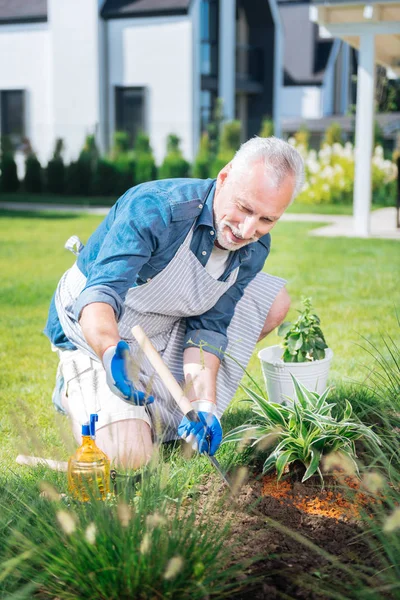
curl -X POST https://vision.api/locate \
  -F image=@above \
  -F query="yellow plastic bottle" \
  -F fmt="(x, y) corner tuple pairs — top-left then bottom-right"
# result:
(68, 414), (110, 502)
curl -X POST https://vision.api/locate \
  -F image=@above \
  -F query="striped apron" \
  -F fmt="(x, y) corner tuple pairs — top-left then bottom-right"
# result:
(55, 226), (286, 441)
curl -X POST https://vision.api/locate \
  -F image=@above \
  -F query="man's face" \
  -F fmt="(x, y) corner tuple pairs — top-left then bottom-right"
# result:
(213, 160), (295, 251)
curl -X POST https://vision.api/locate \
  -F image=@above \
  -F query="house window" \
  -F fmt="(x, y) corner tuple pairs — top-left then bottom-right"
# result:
(200, 0), (219, 77)
(1, 90), (25, 147)
(200, 90), (217, 133)
(115, 87), (145, 145)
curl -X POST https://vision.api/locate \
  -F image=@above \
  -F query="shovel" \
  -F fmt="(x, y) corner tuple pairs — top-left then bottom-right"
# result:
(131, 325), (232, 490)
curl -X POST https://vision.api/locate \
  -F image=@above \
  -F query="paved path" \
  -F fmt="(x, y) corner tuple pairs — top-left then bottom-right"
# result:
(281, 207), (400, 240)
(1, 201), (399, 240)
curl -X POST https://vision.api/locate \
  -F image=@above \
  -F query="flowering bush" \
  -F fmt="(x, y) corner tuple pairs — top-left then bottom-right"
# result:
(289, 139), (397, 205)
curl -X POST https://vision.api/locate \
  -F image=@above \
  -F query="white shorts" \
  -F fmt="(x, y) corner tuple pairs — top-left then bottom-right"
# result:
(55, 347), (152, 432)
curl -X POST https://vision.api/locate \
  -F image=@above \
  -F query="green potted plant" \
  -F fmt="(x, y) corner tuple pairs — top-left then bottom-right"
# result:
(223, 375), (380, 484)
(258, 297), (333, 404)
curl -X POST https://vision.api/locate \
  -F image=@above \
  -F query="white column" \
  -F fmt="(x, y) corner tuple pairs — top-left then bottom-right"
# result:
(218, 0), (236, 120)
(268, 0), (283, 137)
(353, 31), (375, 237)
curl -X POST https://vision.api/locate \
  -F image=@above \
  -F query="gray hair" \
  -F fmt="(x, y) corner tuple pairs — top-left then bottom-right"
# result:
(230, 136), (305, 203)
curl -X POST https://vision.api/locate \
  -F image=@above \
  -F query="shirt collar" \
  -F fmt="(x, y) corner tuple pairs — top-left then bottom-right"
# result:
(195, 179), (216, 230)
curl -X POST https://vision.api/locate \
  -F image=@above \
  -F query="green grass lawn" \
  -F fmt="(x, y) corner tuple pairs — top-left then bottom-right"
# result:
(0, 209), (399, 471)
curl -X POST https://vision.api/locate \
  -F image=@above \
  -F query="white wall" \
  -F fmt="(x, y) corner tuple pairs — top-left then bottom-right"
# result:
(281, 86), (323, 119)
(0, 23), (52, 164)
(108, 16), (193, 164)
(48, 0), (105, 162)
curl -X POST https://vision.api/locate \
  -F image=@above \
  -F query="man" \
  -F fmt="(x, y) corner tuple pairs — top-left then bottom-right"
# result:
(45, 136), (304, 468)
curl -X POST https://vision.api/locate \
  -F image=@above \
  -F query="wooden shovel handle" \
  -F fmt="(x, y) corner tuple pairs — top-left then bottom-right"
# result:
(16, 454), (68, 472)
(131, 325), (194, 416)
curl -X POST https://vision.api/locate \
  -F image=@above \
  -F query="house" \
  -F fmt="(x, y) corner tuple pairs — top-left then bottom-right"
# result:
(311, 0), (400, 236)
(0, 0), (282, 166)
(279, 0), (400, 151)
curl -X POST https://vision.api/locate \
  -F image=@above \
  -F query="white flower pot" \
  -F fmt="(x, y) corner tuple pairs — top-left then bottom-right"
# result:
(258, 345), (333, 405)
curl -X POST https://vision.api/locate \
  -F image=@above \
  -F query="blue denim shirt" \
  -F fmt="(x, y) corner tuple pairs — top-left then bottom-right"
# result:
(44, 178), (271, 357)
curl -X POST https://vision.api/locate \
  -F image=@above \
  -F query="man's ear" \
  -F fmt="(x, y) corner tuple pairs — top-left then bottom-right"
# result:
(217, 162), (232, 187)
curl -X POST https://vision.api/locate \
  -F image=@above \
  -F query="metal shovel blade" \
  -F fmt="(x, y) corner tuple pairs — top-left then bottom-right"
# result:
(206, 454), (232, 490)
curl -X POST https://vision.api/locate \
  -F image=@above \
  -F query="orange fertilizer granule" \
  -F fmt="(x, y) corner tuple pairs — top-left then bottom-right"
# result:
(261, 473), (375, 521)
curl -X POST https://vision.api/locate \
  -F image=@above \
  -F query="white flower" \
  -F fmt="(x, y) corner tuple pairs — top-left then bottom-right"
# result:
(140, 533), (151, 555)
(146, 513), (167, 529)
(332, 143), (343, 156)
(288, 136), (296, 146)
(85, 522), (96, 545)
(383, 508), (400, 533)
(117, 502), (132, 528)
(56, 510), (76, 535)
(39, 482), (61, 502)
(164, 556), (184, 580)
(362, 472), (385, 494)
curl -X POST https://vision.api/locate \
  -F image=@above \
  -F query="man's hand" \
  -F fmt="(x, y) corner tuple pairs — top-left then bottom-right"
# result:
(102, 340), (154, 405)
(177, 401), (222, 456)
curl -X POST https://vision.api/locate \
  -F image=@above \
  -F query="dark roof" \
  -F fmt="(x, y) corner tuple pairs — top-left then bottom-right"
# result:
(0, 0), (47, 24)
(101, 0), (191, 19)
(282, 113), (400, 137)
(279, 3), (333, 85)
(312, 0), (389, 4)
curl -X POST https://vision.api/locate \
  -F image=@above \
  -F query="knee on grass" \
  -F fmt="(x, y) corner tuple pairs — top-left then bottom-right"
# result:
(96, 419), (153, 470)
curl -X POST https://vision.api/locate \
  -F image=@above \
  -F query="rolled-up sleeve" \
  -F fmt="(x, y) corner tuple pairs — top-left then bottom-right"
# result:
(74, 192), (170, 321)
(184, 240), (270, 359)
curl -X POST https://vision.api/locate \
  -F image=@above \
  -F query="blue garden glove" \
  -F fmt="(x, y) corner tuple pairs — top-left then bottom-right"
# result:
(178, 401), (222, 456)
(102, 340), (154, 405)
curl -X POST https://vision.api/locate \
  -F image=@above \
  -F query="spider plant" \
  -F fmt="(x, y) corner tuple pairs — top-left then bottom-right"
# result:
(223, 375), (381, 484)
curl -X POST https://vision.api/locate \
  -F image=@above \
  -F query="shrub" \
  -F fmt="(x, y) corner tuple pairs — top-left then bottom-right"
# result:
(111, 131), (130, 159)
(24, 152), (43, 193)
(259, 117), (274, 138)
(65, 157), (92, 196)
(207, 97), (224, 164)
(109, 131), (135, 190)
(323, 122), (343, 146)
(294, 124), (310, 149)
(223, 376), (381, 483)
(0, 143), (19, 192)
(210, 120), (241, 177)
(192, 132), (211, 179)
(65, 135), (99, 196)
(135, 153), (157, 184)
(92, 159), (120, 196)
(0, 453), (241, 599)
(290, 139), (397, 206)
(278, 297), (328, 363)
(47, 139), (66, 194)
(159, 134), (190, 179)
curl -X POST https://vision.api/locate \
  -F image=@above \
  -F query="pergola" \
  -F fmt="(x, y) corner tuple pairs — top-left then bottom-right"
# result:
(310, 1), (400, 237)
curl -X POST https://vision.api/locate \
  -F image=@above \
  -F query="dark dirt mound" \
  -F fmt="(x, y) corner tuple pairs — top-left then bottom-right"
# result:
(199, 473), (373, 599)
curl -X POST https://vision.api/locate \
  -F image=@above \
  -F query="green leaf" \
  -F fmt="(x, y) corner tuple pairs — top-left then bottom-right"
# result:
(315, 336), (328, 350)
(242, 386), (289, 427)
(288, 334), (303, 353)
(222, 424), (267, 445)
(277, 321), (293, 337)
(291, 375), (317, 408)
(343, 399), (353, 420)
(276, 450), (294, 480)
(262, 451), (280, 474)
(302, 447), (322, 482)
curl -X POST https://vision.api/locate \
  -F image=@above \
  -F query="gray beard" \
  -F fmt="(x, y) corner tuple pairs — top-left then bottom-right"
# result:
(215, 220), (256, 251)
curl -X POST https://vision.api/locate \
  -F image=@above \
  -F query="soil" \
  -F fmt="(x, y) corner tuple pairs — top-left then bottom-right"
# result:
(198, 469), (377, 600)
